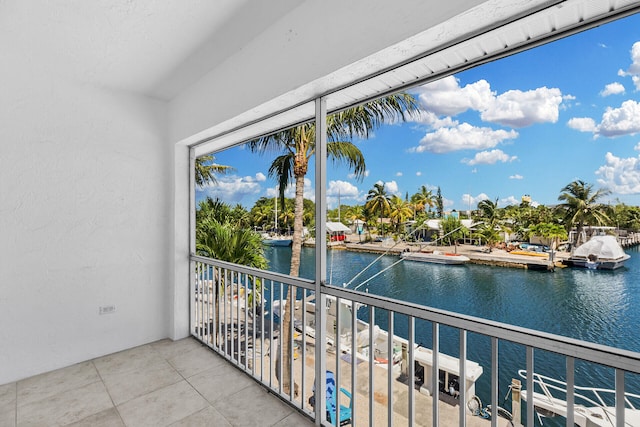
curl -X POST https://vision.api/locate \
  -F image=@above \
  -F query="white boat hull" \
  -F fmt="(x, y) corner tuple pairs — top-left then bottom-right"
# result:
(402, 250), (470, 265)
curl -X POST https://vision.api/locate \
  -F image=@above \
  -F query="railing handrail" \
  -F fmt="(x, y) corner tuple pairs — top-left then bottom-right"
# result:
(190, 254), (640, 374)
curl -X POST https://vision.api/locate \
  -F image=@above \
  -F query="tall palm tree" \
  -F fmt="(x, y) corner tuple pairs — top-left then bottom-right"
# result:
(248, 93), (418, 394)
(411, 185), (435, 217)
(557, 180), (611, 247)
(388, 195), (413, 234)
(365, 183), (391, 236)
(474, 198), (505, 251)
(195, 155), (234, 187)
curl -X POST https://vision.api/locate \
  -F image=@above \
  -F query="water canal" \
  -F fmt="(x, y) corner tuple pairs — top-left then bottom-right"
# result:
(264, 245), (640, 425)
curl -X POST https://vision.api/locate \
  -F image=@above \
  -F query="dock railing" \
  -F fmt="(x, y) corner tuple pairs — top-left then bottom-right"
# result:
(190, 254), (640, 427)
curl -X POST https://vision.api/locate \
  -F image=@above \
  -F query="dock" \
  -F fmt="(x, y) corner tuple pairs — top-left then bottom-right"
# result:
(344, 242), (568, 271)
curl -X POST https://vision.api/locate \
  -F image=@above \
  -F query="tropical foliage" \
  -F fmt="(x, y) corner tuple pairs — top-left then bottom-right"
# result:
(246, 92), (419, 394)
(556, 180), (611, 246)
(195, 155), (234, 188)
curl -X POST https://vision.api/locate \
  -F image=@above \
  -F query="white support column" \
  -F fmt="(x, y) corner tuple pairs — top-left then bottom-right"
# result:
(314, 97), (328, 426)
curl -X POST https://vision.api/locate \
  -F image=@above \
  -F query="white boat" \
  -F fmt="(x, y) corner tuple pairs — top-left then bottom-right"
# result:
(567, 235), (630, 270)
(261, 234), (293, 246)
(272, 294), (483, 400)
(262, 193), (293, 246)
(516, 370), (640, 427)
(401, 250), (470, 265)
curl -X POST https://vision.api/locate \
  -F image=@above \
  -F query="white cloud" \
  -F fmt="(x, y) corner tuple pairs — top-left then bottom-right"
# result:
(480, 87), (563, 127)
(255, 172), (266, 182)
(567, 117), (597, 132)
(384, 180), (399, 195)
(618, 41), (640, 90)
(267, 178), (315, 201)
(416, 171), (422, 176)
(396, 172), (403, 177)
(414, 77), (562, 128)
(462, 149), (517, 166)
(595, 152), (640, 194)
(328, 180), (359, 198)
(600, 82), (625, 97)
(414, 76), (494, 116)
(501, 196), (520, 206)
(597, 100), (640, 137)
(348, 169), (370, 179)
(509, 174), (524, 180)
(412, 122), (518, 153)
(462, 193), (490, 208)
(634, 142), (640, 151)
(200, 174), (262, 203)
(327, 180), (361, 207)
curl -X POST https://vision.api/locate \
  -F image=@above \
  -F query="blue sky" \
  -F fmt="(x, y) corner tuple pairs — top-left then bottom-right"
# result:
(197, 13), (640, 213)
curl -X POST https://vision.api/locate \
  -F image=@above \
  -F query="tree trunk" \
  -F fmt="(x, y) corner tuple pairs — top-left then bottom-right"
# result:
(277, 173), (305, 395)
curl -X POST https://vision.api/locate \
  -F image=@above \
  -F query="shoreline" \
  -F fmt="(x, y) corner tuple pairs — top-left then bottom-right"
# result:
(305, 239), (569, 271)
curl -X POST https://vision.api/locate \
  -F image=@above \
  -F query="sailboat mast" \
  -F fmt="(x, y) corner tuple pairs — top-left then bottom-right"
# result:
(274, 194), (278, 233)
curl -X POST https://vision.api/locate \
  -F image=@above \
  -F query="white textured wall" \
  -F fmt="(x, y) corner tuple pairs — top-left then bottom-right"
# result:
(0, 66), (170, 384)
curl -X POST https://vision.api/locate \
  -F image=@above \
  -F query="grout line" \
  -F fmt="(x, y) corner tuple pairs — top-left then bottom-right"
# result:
(90, 360), (127, 426)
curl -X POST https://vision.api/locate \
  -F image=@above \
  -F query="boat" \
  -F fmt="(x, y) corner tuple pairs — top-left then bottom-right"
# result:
(262, 193), (293, 246)
(515, 370), (640, 426)
(261, 233), (293, 246)
(567, 235), (630, 270)
(272, 294), (483, 399)
(401, 250), (470, 265)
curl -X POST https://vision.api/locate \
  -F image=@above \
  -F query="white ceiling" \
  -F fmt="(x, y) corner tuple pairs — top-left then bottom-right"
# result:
(0, 0), (301, 100)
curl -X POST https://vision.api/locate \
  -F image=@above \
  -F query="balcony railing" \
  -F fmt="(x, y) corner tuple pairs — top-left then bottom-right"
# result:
(190, 254), (640, 427)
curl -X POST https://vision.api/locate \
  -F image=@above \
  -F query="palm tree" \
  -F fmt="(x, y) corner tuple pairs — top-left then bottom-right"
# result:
(195, 155), (234, 187)
(388, 195), (413, 235)
(474, 198), (505, 251)
(411, 185), (435, 217)
(248, 93), (418, 394)
(365, 183), (391, 236)
(196, 205), (268, 348)
(557, 180), (611, 247)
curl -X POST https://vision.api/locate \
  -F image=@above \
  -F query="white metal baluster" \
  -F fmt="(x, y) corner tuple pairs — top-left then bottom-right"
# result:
(369, 305), (374, 427)
(269, 280), (274, 389)
(526, 347), (534, 427)
(351, 299), (357, 425)
(244, 273), (249, 371)
(433, 323), (440, 427)
(491, 337), (498, 427)
(260, 276), (265, 382)
(230, 272), (236, 363)
(459, 330), (467, 427)
(279, 281), (284, 396)
(616, 369), (625, 427)
(205, 263), (211, 345)
(200, 262), (205, 342)
(301, 288), (307, 411)
(289, 283), (294, 401)
(566, 357), (574, 427)
(224, 268), (230, 360)
(408, 316), (415, 427)
(388, 310), (394, 427)
(336, 297), (341, 425)
(252, 275), (257, 376)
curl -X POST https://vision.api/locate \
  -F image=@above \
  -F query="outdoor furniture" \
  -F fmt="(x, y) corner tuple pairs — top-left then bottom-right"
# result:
(309, 370), (353, 426)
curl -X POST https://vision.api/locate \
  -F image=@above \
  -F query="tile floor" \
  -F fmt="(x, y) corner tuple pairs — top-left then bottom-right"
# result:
(0, 338), (314, 427)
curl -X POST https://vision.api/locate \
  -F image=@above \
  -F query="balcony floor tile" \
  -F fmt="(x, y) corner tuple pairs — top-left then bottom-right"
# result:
(0, 382), (16, 427)
(3, 338), (313, 427)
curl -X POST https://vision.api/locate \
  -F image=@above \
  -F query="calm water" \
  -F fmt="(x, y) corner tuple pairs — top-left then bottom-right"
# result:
(264, 245), (640, 423)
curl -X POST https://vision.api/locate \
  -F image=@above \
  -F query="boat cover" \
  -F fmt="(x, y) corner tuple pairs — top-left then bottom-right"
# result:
(572, 235), (626, 260)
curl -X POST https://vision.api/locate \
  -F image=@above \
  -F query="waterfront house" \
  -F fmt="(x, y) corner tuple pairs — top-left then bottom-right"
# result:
(3, 1), (640, 426)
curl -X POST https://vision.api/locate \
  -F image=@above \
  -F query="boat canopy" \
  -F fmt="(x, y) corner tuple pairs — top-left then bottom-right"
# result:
(573, 235), (626, 260)
(326, 221), (352, 234)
